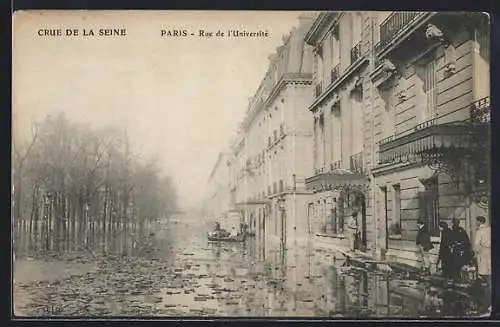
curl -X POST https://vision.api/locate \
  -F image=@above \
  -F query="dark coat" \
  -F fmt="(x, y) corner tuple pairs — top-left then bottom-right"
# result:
(448, 226), (473, 266)
(438, 228), (452, 260)
(416, 226), (434, 252)
(438, 228), (453, 277)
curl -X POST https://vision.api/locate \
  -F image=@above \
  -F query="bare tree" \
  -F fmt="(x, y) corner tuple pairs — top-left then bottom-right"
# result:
(13, 113), (178, 258)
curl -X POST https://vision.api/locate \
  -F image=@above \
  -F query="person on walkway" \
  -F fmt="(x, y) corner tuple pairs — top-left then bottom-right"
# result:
(474, 216), (491, 279)
(347, 212), (359, 252)
(437, 221), (453, 278)
(416, 220), (434, 274)
(448, 218), (473, 280)
(230, 227), (238, 238)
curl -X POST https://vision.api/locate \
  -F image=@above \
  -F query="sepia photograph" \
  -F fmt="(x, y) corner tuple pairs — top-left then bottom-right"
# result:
(12, 10), (491, 318)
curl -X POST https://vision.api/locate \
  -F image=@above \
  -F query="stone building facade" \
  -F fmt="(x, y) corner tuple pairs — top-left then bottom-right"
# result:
(303, 12), (375, 254)
(208, 11), (490, 270)
(205, 151), (232, 223)
(303, 11), (490, 266)
(368, 12), (490, 266)
(237, 15), (316, 255)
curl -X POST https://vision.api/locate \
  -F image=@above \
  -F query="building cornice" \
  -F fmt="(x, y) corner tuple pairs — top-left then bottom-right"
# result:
(304, 12), (341, 46)
(308, 57), (369, 112)
(371, 161), (424, 178)
(208, 152), (230, 181)
(242, 73), (312, 132)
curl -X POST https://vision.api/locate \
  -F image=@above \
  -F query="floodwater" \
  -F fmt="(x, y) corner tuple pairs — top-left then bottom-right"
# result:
(14, 213), (491, 318)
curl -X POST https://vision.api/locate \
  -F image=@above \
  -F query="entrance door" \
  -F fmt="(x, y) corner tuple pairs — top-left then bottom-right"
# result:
(280, 208), (286, 251)
(262, 209), (266, 260)
(354, 192), (367, 252)
(307, 203), (313, 235)
(360, 195), (367, 250)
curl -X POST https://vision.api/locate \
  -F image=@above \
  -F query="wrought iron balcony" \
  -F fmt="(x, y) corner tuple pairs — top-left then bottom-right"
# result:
(306, 159), (368, 193)
(330, 160), (342, 171)
(378, 97), (490, 166)
(315, 82), (323, 98)
(470, 96), (490, 123)
(376, 12), (427, 54)
(331, 64), (340, 85)
(350, 42), (362, 65)
(314, 166), (326, 175)
(350, 152), (363, 174)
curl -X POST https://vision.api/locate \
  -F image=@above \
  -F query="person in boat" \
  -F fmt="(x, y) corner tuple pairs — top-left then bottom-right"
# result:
(230, 227), (238, 238)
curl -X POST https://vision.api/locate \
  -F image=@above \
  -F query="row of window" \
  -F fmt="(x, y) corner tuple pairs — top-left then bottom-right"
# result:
(381, 177), (439, 237)
(247, 180), (286, 202)
(309, 178), (439, 237)
(313, 13), (363, 90)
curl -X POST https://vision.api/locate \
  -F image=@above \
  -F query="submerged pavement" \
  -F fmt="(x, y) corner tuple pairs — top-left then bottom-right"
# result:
(13, 214), (490, 318)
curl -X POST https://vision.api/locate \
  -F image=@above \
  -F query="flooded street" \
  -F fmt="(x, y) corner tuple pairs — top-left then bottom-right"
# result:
(14, 213), (489, 318)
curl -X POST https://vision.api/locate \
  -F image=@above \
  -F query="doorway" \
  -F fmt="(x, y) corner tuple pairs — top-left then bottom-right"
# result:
(354, 192), (367, 252)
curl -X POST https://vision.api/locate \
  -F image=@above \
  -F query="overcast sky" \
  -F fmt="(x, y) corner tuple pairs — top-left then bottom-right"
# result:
(13, 11), (309, 209)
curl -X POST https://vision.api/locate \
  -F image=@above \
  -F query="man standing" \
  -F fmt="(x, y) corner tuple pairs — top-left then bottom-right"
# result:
(416, 220), (434, 274)
(474, 216), (491, 279)
(347, 212), (359, 252)
(474, 215), (491, 315)
(448, 218), (473, 280)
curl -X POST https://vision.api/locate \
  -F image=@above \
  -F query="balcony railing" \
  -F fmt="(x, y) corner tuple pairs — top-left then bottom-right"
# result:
(470, 96), (490, 123)
(377, 115), (485, 165)
(350, 152), (363, 174)
(331, 64), (340, 85)
(350, 42), (361, 65)
(377, 12), (426, 53)
(330, 160), (342, 171)
(314, 166), (326, 175)
(315, 83), (323, 98)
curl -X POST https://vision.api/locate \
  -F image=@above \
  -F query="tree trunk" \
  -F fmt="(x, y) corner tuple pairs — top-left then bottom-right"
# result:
(102, 189), (108, 253)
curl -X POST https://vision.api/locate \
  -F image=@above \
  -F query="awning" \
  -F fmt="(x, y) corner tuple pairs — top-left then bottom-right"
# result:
(305, 168), (368, 193)
(378, 121), (488, 165)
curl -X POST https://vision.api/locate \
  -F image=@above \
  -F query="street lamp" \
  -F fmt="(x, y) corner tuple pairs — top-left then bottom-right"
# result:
(278, 196), (286, 251)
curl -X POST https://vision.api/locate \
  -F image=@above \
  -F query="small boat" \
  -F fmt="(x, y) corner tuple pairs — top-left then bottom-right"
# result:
(207, 232), (246, 242)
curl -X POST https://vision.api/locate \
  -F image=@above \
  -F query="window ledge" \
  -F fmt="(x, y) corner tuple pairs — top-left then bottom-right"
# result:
(388, 234), (402, 240)
(316, 233), (346, 239)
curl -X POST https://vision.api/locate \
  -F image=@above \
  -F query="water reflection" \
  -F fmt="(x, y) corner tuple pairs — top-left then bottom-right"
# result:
(146, 218), (488, 317)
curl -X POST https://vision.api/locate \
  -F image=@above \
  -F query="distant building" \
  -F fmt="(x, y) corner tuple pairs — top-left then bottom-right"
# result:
(205, 151), (232, 224)
(228, 14), (316, 255)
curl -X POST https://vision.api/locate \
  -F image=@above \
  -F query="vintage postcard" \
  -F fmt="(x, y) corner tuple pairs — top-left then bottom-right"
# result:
(12, 10), (491, 318)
